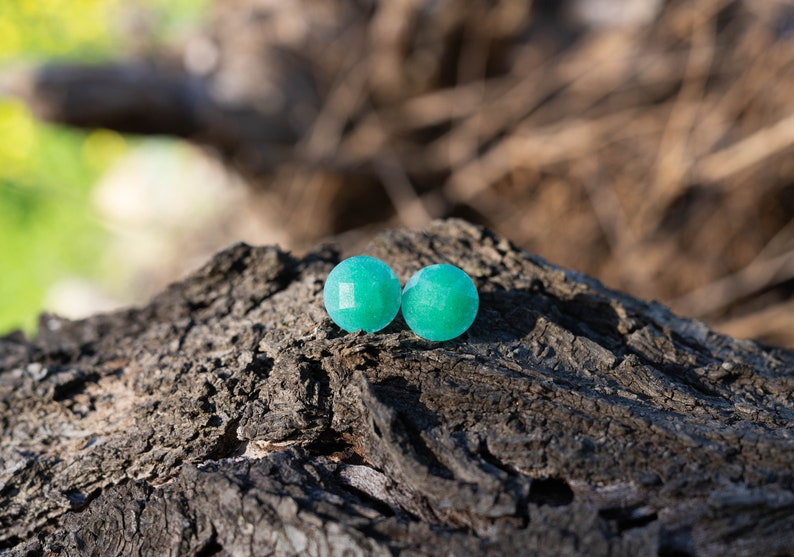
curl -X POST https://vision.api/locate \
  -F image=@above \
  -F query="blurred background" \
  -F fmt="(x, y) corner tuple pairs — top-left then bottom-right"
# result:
(1, 0), (794, 348)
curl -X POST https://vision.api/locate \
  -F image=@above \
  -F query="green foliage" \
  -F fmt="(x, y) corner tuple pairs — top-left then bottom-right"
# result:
(0, 0), (113, 61)
(0, 0), (208, 335)
(0, 99), (118, 334)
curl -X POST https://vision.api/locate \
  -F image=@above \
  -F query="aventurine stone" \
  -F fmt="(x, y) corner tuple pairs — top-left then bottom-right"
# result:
(323, 256), (401, 333)
(401, 264), (479, 341)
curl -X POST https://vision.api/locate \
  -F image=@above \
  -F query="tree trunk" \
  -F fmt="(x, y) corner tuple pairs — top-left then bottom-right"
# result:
(1, 219), (792, 556)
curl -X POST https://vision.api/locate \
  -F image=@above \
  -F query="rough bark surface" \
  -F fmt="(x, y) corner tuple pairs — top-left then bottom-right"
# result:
(1, 219), (793, 556)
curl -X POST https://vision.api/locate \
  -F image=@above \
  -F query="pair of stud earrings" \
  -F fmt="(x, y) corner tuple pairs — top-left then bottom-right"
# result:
(323, 256), (479, 342)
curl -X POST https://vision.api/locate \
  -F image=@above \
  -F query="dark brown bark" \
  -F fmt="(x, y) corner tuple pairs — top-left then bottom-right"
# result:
(1, 219), (792, 556)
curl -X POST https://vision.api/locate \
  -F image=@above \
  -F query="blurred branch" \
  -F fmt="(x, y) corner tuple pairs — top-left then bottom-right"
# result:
(10, 60), (311, 168)
(18, 63), (202, 136)
(716, 297), (794, 345)
(670, 248), (794, 317)
(695, 110), (794, 184)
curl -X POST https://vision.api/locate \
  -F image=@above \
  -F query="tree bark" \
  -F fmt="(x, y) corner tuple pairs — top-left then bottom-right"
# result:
(1, 219), (792, 556)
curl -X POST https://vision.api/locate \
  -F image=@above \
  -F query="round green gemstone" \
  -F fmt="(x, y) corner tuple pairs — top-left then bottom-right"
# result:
(401, 264), (479, 341)
(323, 256), (401, 333)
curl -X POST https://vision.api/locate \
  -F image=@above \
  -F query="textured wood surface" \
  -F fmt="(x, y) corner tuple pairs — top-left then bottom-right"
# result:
(1, 219), (793, 556)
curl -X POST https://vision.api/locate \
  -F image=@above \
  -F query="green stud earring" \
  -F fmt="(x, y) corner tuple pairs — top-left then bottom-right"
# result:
(323, 256), (402, 333)
(401, 264), (479, 341)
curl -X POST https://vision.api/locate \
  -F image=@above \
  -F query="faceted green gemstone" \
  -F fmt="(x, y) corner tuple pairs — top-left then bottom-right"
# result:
(323, 256), (401, 333)
(401, 264), (479, 341)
